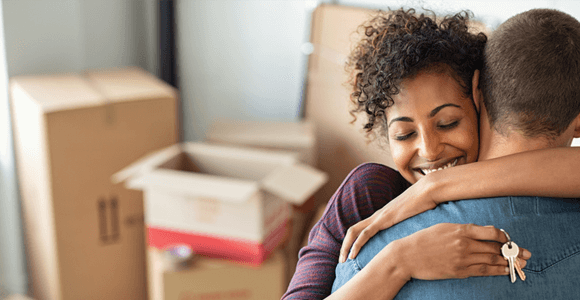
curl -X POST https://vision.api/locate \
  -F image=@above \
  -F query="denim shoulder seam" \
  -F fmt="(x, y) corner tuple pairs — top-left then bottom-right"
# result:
(351, 258), (362, 274)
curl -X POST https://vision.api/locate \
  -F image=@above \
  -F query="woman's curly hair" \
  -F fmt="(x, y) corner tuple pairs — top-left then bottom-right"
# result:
(347, 8), (487, 136)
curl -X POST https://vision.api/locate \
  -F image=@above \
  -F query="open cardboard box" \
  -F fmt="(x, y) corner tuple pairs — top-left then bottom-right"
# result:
(113, 142), (327, 265)
(205, 119), (321, 283)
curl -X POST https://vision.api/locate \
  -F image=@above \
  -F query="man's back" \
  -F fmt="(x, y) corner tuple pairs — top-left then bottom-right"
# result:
(333, 196), (580, 299)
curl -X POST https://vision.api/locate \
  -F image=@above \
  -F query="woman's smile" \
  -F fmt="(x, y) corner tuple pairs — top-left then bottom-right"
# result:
(386, 69), (480, 184)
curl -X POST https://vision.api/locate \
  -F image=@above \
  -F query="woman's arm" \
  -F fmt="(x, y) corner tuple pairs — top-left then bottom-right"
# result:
(340, 147), (580, 261)
(429, 147), (580, 202)
(327, 241), (408, 300)
(329, 223), (529, 300)
(283, 163), (408, 299)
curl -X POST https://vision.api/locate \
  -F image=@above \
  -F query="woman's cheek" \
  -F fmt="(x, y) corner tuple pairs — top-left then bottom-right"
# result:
(389, 141), (417, 183)
(456, 126), (479, 163)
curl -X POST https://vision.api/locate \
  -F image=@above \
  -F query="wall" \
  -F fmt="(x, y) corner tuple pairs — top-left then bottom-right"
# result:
(176, 0), (321, 141)
(3, 0), (157, 77)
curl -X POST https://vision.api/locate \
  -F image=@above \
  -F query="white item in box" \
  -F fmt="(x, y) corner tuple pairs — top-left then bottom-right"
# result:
(113, 142), (328, 243)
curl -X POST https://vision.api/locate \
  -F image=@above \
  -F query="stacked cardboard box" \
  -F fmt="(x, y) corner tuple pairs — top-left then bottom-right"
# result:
(205, 120), (321, 284)
(148, 248), (286, 300)
(113, 142), (327, 266)
(10, 67), (179, 300)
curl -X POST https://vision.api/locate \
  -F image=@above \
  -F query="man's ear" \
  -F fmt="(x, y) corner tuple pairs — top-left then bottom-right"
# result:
(573, 113), (580, 138)
(471, 70), (482, 113)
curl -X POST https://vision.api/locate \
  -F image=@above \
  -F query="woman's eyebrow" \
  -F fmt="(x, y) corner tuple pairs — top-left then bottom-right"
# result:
(429, 103), (461, 118)
(388, 103), (461, 128)
(388, 116), (413, 128)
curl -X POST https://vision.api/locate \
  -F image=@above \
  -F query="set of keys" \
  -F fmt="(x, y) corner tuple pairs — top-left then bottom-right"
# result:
(500, 229), (526, 283)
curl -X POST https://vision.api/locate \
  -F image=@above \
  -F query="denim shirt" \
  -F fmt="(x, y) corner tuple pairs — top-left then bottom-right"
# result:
(332, 196), (580, 299)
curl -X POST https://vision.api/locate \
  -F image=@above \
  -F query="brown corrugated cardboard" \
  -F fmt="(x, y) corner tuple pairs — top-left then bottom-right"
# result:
(147, 248), (286, 300)
(204, 120), (319, 285)
(10, 67), (178, 300)
(206, 120), (316, 166)
(304, 4), (397, 208)
(113, 142), (327, 266)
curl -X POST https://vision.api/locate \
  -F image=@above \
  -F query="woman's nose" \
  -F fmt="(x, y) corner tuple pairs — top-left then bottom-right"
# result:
(417, 133), (444, 161)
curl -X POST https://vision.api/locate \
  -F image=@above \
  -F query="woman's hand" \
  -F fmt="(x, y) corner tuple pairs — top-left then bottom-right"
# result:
(385, 223), (532, 281)
(340, 178), (436, 263)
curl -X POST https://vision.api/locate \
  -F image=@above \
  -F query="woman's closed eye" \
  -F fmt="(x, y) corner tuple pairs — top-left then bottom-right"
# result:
(438, 120), (460, 129)
(394, 131), (416, 141)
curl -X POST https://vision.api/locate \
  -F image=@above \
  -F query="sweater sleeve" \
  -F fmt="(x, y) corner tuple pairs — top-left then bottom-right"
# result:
(281, 163), (410, 299)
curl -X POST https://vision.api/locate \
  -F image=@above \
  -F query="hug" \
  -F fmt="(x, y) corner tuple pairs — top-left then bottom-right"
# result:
(284, 7), (580, 300)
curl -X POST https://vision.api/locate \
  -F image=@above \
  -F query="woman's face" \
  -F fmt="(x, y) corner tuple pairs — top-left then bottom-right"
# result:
(386, 72), (480, 184)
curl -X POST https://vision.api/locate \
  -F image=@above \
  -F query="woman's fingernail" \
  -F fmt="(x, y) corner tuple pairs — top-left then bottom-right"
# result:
(523, 249), (532, 258)
(505, 267), (509, 273)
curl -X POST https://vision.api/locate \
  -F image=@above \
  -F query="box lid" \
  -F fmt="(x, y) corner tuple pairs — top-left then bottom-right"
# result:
(261, 164), (327, 205)
(113, 142), (327, 205)
(113, 143), (261, 203)
(127, 169), (260, 203)
(9, 67), (176, 113)
(10, 75), (104, 113)
(206, 120), (315, 150)
(84, 67), (177, 102)
(111, 144), (184, 185)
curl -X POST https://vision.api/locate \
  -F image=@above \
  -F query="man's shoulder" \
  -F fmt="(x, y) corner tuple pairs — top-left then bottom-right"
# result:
(439, 196), (580, 216)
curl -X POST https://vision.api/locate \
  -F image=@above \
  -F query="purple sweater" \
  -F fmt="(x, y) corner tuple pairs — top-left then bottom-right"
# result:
(282, 163), (410, 299)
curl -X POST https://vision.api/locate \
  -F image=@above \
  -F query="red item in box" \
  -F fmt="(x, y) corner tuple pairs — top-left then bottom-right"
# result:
(148, 220), (289, 266)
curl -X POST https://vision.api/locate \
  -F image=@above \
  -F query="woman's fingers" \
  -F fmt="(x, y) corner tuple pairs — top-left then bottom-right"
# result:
(459, 256), (528, 278)
(518, 247), (532, 260)
(340, 219), (371, 263)
(460, 224), (533, 260)
(461, 224), (508, 243)
(349, 224), (381, 259)
(459, 264), (511, 278)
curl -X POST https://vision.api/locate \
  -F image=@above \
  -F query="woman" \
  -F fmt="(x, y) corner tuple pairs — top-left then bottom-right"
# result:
(283, 8), (576, 300)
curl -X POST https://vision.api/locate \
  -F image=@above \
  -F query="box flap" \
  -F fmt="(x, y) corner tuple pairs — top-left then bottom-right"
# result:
(84, 67), (177, 102)
(111, 144), (183, 184)
(261, 164), (328, 205)
(206, 120), (315, 150)
(127, 169), (259, 203)
(10, 75), (104, 113)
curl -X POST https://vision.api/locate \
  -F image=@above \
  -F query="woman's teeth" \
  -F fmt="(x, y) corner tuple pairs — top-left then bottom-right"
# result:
(422, 158), (458, 175)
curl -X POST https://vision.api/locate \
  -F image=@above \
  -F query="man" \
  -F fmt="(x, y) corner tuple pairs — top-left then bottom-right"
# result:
(332, 8), (580, 299)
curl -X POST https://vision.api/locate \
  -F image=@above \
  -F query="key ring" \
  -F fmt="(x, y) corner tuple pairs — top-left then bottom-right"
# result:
(500, 229), (512, 247)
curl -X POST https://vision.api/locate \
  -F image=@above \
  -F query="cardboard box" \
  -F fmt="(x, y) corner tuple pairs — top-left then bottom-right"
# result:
(205, 120), (319, 284)
(304, 5), (399, 205)
(113, 142), (327, 265)
(206, 120), (316, 166)
(10, 67), (179, 300)
(147, 248), (286, 300)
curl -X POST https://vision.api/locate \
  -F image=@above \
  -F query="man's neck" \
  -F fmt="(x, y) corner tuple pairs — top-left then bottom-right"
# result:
(477, 106), (564, 161)
(478, 131), (555, 161)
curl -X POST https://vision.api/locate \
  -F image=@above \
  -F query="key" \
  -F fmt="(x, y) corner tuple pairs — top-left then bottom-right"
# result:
(502, 241), (519, 283)
(514, 256), (526, 281)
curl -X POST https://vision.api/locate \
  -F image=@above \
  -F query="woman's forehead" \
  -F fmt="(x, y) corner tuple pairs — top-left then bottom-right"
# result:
(388, 72), (474, 118)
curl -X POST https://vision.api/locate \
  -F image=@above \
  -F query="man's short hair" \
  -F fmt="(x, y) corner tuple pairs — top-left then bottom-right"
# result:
(480, 9), (580, 139)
